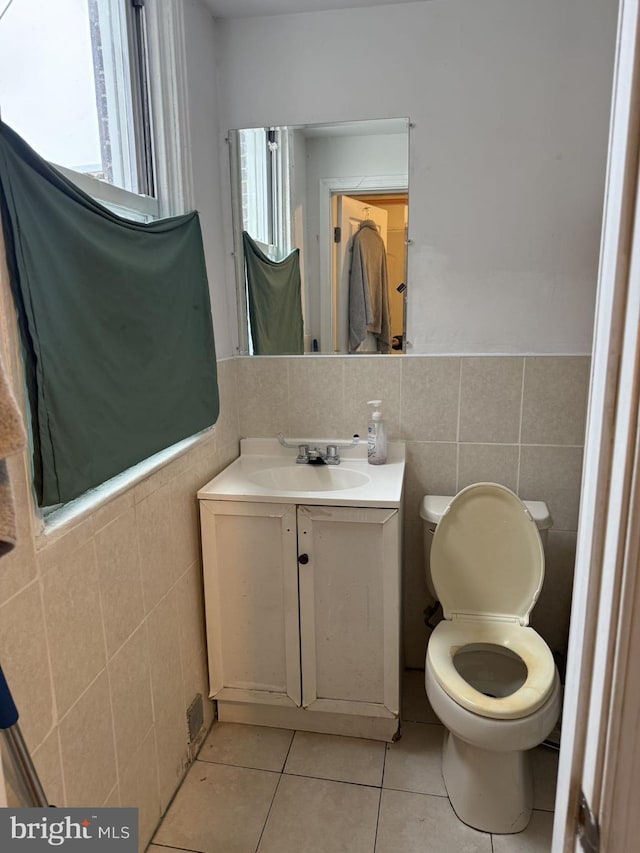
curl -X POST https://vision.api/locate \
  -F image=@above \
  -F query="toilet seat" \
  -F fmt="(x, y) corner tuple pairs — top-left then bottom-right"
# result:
(427, 619), (556, 720)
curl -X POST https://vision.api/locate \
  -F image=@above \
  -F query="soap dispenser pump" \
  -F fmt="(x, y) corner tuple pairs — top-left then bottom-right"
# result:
(367, 400), (388, 465)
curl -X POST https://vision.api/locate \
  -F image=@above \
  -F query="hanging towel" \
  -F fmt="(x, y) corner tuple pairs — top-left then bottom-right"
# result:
(243, 231), (303, 355)
(0, 351), (26, 557)
(348, 220), (391, 353)
(0, 120), (219, 507)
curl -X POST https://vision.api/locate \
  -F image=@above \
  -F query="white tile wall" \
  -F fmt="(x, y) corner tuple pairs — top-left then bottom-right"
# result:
(0, 358), (241, 851)
(1, 352), (584, 850)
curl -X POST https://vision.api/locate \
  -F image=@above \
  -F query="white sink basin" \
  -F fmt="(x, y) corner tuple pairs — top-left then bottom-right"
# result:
(198, 438), (405, 507)
(249, 465), (370, 492)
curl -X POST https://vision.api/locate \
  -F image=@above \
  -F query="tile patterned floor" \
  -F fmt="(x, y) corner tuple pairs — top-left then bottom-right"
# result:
(149, 671), (558, 853)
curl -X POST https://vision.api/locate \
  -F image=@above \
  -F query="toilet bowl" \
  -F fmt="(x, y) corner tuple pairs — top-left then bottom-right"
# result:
(422, 483), (560, 834)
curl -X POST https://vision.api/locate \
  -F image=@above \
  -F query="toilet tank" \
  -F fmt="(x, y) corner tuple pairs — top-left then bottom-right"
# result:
(420, 494), (553, 600)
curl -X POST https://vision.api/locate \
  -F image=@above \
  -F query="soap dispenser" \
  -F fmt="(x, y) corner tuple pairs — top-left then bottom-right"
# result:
(367, 400), (388, 465)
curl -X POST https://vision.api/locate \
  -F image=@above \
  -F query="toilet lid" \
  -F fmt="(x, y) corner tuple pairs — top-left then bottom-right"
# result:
(430, 483), (544, 625)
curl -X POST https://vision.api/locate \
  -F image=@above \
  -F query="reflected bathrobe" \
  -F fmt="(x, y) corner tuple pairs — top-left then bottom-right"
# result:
(348, 220), (391, 353)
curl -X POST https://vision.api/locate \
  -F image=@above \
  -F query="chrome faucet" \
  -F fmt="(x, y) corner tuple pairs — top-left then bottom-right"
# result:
(278, 434), (359, 465)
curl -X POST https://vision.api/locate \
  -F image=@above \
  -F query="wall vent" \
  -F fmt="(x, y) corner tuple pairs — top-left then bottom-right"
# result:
(186, 693), (204, 744)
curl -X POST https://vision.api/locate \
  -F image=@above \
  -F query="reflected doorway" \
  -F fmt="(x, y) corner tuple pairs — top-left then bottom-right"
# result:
(332, 192), (408, 353)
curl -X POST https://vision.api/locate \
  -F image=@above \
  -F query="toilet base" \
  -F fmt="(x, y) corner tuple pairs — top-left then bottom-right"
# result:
(442, 731), (533, 834)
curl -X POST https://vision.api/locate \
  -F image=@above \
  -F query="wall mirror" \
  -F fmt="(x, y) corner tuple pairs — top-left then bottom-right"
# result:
(229, 118), (410, 355)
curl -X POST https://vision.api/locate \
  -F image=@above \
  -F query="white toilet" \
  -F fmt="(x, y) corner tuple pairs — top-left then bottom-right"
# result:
(420, 483), (561, 834)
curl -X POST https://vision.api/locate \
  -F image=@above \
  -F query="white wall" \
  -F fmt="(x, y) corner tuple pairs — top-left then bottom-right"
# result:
(215, 0), (618, 354)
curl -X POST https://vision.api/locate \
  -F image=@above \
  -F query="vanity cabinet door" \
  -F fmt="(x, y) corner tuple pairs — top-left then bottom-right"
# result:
(200, 500), (301, 708)
(297, 505), (400, 720)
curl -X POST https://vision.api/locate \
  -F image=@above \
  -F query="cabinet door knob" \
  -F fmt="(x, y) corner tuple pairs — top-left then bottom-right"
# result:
(298, 553), (309, 565)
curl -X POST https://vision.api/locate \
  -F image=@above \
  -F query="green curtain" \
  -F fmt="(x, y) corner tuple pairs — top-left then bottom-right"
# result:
(0, 121), (219, 506)
(243, 231), (303, 355)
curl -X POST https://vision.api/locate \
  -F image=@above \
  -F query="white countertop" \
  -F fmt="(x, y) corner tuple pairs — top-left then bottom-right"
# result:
(198, 438), (405, 508)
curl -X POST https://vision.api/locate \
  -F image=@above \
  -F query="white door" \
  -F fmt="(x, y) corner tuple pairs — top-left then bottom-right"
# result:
(297, 505), (400, 720)
(200, 500), (301, 708)
(335, 196), (388, 353)
(553, 1), (640, 850)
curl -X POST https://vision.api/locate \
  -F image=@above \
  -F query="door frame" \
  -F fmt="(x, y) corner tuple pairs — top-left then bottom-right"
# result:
(334, 195), (389, 353)
(318, 174), (408, 352)
(553, 0), (640, 848)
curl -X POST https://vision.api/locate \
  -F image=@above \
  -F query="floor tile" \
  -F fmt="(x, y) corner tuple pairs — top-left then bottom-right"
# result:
(284, 730), (385, 786)
(492, 810), (555, 852)
(375, 788), (492, 853)
(198, 722), (294, 772)
(532, 746), (559, 811)
(153, 760), (279, 853)
(383, 721), (447, 796)
(257, 774), (380, 853)
(402, 669), (440, 724)
(147, 847), (194, 852)
(149, 692), (558, 853)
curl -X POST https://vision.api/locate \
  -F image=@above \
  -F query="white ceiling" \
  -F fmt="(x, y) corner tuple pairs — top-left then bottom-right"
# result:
(203, 0), (419, 20)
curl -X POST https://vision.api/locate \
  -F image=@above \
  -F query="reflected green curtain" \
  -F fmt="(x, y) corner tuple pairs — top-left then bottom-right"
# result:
(243, 231), (303, 355)
(0, 121), (219, 506)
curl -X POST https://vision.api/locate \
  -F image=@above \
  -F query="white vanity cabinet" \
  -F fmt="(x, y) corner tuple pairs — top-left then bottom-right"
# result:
(199, 499), (401, 741)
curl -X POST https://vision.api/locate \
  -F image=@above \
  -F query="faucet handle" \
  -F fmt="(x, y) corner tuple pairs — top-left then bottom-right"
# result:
(296, 445), (310, 464)
(324, 444), (340, 465)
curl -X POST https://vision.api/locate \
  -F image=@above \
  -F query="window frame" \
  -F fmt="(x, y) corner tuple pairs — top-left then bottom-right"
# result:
(80, 0), (159, 220)
(54, 163), (159, 221)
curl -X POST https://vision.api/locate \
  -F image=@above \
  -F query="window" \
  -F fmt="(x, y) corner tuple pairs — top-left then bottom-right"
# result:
(0, 0), (206, 519)
(238, 127), (291, 258)
(0, 0), (157, 220)
(232, 127), (295, 354)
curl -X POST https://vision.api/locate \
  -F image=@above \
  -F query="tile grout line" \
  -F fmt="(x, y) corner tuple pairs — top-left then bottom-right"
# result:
(281, 730), (297, 769)
(195, 756), (284, 773)
(372, 739), (389, 851)
(517, 357), (526, 494)
(280, 771), (387, 790)
(381, 786), (449, 798)
(252, 731), (297, 853)
(253, 771), (283, 852)
(32, 577), (62, 785)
